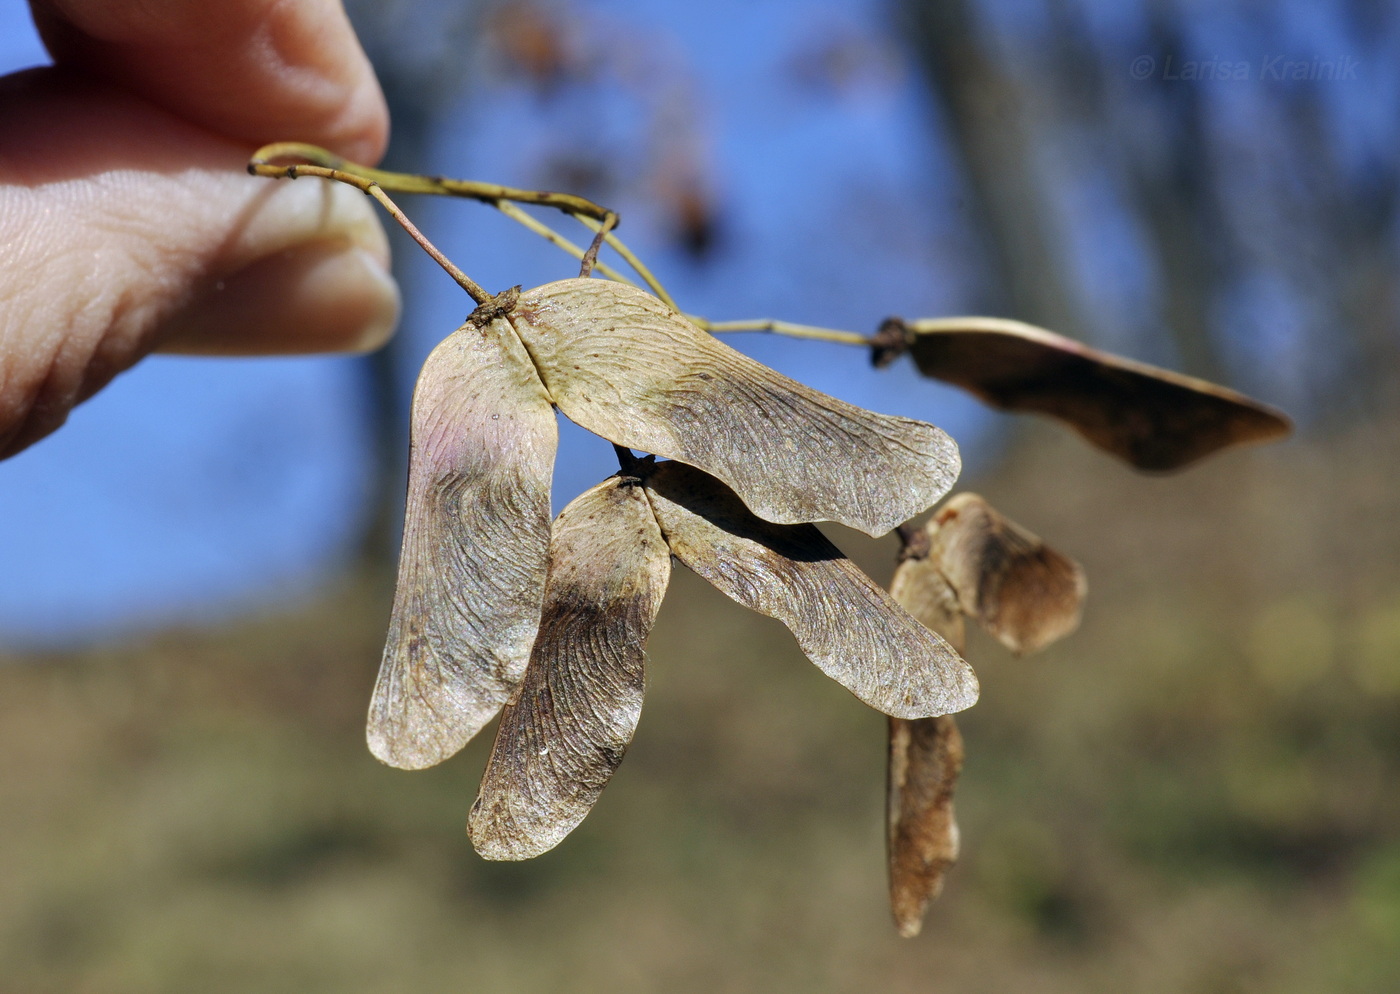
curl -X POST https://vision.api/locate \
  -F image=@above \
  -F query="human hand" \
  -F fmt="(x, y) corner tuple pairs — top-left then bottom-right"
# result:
(0, 0), (399, 458)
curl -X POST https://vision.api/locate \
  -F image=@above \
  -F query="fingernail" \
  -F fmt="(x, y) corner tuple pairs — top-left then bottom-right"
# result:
(159, 241), (400, 356)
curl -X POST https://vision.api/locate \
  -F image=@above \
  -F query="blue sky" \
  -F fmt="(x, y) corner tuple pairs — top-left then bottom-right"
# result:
(1, 0), (1388, 646)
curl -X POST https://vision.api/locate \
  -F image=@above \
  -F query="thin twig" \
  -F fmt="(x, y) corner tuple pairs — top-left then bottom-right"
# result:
(895, 520), (931, 562)
(580, 212), (619, 278)
(249, 143), (682, 308)
(491, 201), (638, 287)
(364, 186), (490, 303)
(612, 443), (640, 472)
(250, 142), (613, 219)
(250, 145), (870, 353)
(691, 317), (872, 346)
(250, 160), (491, 303)
(572, 214), (678, 311)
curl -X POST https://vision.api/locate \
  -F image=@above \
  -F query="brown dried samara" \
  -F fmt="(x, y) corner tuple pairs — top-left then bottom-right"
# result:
(513, 280), (961, 534)
(370, 280), (964, 770)
(872, 315), (1291, 471)
(886, 494), (1085, 937)
(469, 460), (979, 861)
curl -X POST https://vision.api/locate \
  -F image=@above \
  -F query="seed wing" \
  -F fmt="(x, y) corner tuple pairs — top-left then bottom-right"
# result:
(886, 714), (964, 938)
(900, 317), (1291, 471)
(889, 552), (967, 652)
(928, 493), (1086, 655)
(885, 549), (967, 937)
(644, 461), (977, 718)
(510, 278), (959, 537)
(470, 477), (671, 860)
(368, 317), (557, 770)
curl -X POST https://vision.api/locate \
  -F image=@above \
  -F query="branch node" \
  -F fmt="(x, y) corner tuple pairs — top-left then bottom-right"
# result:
(468, 286), (522, 328)
(896, 520), (931, 562)
(579, 211), (619, 278)
(871, 317), (911, 368)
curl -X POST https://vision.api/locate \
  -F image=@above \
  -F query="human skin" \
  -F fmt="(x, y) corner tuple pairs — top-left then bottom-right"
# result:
(0, 0), (400, 458)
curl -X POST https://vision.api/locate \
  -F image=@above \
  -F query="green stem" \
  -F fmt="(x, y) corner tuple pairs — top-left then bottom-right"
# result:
(250, 159), (490, 303)
(250, 143), (674, 305)
(694, 318), (871, 346)
(248, 144), (868, 350)
(249, 142), (612, 220)
(570, 215), (679, 311)
(490, 201), (637, 287)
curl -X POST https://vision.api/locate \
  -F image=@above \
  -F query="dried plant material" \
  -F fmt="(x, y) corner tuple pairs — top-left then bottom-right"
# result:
(887, 715), (964, 938)
(368, 318), (558, 770)
(889, 545), (967, 652)
(886, 546), (967, 937)
(510, 279), (960, 536)
(928, 493), (1086, 655)
(470, 477), (671, 859)
(644, 461), (978, 718)
(883, 495), (1082, 937)
(245, 151), (1295, 932)
(875, 316), (1291, 471)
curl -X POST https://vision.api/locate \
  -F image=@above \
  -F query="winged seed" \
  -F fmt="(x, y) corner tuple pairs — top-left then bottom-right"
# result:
(510, 279), (960, 536)
(368, 317), (557, 770)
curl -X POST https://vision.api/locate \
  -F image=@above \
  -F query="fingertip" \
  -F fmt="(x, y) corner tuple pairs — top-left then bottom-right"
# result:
(332, 57), (392, 166)
(0, 70), (402, 458)
(31, 0), (390, 162)
(159, 243), (401, 356)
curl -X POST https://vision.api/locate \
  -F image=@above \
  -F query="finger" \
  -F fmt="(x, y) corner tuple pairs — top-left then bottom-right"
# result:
(29, 0), (388, 163)
(0, 71), (399, 459)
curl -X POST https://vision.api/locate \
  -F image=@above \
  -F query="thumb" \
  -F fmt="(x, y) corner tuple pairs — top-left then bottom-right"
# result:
(0, 70), (401, 458)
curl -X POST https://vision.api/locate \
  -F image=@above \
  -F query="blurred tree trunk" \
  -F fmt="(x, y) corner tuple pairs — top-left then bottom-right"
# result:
(1124, 2), (1226, 380)
(1279, 68), (1399, 423)
(899, 0), (1083, 337)
(343, 0), (485, 568)
(900, 0), (1229, 380)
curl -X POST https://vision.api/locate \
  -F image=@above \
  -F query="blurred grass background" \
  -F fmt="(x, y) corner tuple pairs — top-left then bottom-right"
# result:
(5, 418), (1399, 993)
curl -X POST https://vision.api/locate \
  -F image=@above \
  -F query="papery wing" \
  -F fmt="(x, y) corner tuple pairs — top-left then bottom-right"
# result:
(510, 279), (959, 537)
(644, 461), (977, 718)
(469, 477), (671, 859)
(368, 317), (557, 770)
(885, 548), (968, 937)
(886, 714), (964, 938)
(929, 493), (1086, 656)
(901, 317), (1290, 471)
(889, 552), (966, 651)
